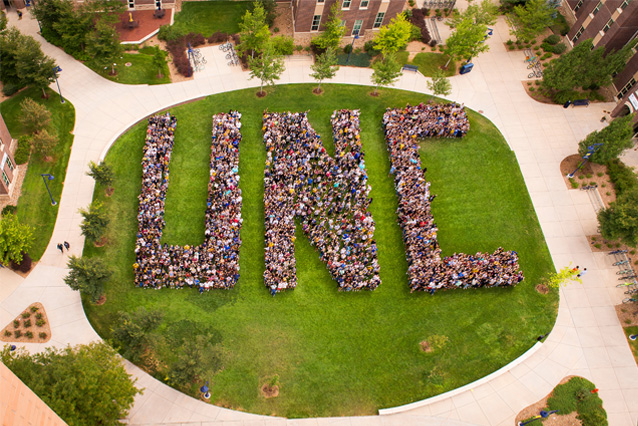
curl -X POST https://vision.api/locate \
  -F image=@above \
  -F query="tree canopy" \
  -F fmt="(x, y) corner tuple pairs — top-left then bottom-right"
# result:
(373, 13), (413, 56)
(112, 307), (164, 363)
(1, 342), (141, 426)
(427, 71), (452, 98)
(20, 98), (52, 134)
(443, 18), (489, 67)
(64, 255), (112, 302)
(599, 188), (638, 247)
(79, 201), (109, 243)
(447, 0), (498, 28)
(87, 161), (114, 193)
(249, 41), (285, 95)
(311, 3), (345, 52)
(370, 54), (402, 94)
(577, 115), (635, 164)
(310, 48), (339, 91)
(509, 0), (555, 41)
(0, 214), (34, 265)
(238, 3), (271, 58)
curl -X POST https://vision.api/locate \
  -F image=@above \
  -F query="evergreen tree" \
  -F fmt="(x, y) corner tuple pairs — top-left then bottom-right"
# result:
(64, 256), (112, 302)
(79, 201), (109, 243)
(19, 98), (51, 134)
(87, 161), (114, 194)
(577, 115), (635, 164)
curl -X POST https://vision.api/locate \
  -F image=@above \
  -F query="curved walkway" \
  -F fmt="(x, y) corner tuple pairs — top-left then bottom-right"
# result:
(1, 11), (637, 426)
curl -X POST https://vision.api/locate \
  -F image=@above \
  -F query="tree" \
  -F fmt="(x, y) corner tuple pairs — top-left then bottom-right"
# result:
(373, 13), (413, 57)
(427, 71), (452, 98)
(0, 11), (7, 32)
(64, 255), (112, 302)
(598, 189), (638, 246)
(249, 0), (277, 27)
(237, 3), (271, 58)
(168, 335), (221, 391)
(1, 342), (141, 426)
(152, 48), (167, 79)
(87, 161), (114, 194)
(370, 53), (402, 95)
(19, 98), (51, 134)
(542, 39), (632, 95)
(577, 115), (635, 164)
(509, 0), (555, 41)
(85, 20), (122, 73)
(310, 48), (339, 92)
(249, 42), (285, 95)
(545, 263), (582, 288)
(112, 307), (164, 363)
(447, 0), (498, 28)
(443, 18), (489, 68)
(311, 2), (345, 52)
(32, 0), (75, 45)
(79, 201), (109, 243)
(0, 214), (34, 265)
(31, 128), (57, 157)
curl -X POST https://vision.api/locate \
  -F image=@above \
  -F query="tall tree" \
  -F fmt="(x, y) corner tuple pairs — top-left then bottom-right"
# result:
(31, 128), (57, 157)
(237, 3), (271, 58)
(249, 0), (277, 27)
(249, 42), (285, 95)
(79, 201), (109, 243)
(310, 48), (339, 92)
(443, 18), (489, 68)
(370, 53), (402, 95)
(509, 0), (555, 41)
(19, 98), (51, 134)
(87, 161), (114, 195)
(311, 2), (345, 52)
(168, 335), (221, 391)
(32, 0), (75, 45)
(598, 189), (638, 247)
(112, 307), (164, 363)
(0, 214), (34, 265)
(1, 342), (141, 426)
(152, 48), (168, 79)
(446, 0), (498, 28)
(427, 71), (452, 98)
(577, 115), (635, 164)
(64, 255), (112, 302)
(85, 20), (122, 73)
(373, 13), (413, 57)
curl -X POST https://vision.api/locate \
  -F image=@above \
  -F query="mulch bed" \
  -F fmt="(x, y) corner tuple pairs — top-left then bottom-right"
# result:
(559, 154), (616, 207)
(515, 376), (582, 426)
(0, 302), (51, 344)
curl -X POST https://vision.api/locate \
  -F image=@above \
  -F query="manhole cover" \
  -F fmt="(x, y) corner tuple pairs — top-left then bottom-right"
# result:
(125, 62), (133, 67)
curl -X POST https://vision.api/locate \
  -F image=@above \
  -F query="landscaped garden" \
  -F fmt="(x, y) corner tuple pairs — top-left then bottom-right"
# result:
(97, 46), (171, 85)
(172, 1), (251, 37)
(0, 87), (75, 260)
(83, 84), (557, 418)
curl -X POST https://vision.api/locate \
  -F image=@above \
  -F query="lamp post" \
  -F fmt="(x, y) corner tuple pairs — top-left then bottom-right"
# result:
(52, 66), (64, 104)
(567, 143), (603, 178)
(630, 334), (637, 341)
(40, 174), (57, 206)
(200, 380), (211, 399)
(345, 30), (359, 65)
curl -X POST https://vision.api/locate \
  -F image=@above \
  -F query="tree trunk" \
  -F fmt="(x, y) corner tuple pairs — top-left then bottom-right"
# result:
(318, 80), (322, 91)
(444, 57), (452, 68)
(374, 85), (379, 95)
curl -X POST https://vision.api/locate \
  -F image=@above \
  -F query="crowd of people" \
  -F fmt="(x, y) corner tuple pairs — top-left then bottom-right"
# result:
(382, 103), (524, 292)
(263, 110), (381, 293)
(134, 111), (243, 291)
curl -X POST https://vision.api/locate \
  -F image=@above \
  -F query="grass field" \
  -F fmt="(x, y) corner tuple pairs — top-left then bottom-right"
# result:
(0, 88), (75, 260)
(95, 47), (171, 85)
(83, 84), (557, 418)
(173, 1), (251, 37)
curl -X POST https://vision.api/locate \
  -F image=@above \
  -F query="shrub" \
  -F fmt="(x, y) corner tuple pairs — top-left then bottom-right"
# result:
(552, 90), (580, 104)
(272, 35), (294, 56)
(607, 159), (638, 196)
(39, 332), (47, 339)
(544, 34), (560, 45)
(295, 45), (303, 52)
(506, 40), (513, 46)
(21, 312), (31, 319)
(552, 43), (567, 54)
(273, 27), (280, 33)
(35, 312), (43, 319)
(586, 173), (592, 178)
(4, 330), (10, 337)
(30, 306), (39, 313)
(207, 31), (228, 44)
(408, 0), (415, 6)
(509, 45), (515, 50)
(541, 52), (552, 60)
(36, 319), (46, 327)
(589, 91), (605, 101)
(25, 331), (33, 339)
(529, 87), (535, 92)
(569, 178), (579, 189)
(24, 319), (32, 328)
(14, 330), (22, 338)
(12, 252), (32, 273)
(594, 243), (601, 249)
(429, 39), (438, 48)
(13, 320), (19, 328)
(343, 44), (352, 54)
(2, 82), (21, 97)
(364, 40), (381, 56)
(541, 42), (553, 52)
(2, 205), (17, 216)
(158, 25), (186, 42)
(14, 137), (31, 165)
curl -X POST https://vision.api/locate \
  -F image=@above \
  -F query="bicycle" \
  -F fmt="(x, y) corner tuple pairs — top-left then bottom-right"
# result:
(617, 282), (637, 287)
(526, 60), (538, 69)
(614, 260), (630, 266)
(622, 297), (638, 303)
(617, 269), (634, 275)
(619, 275), (637, 281)
(609, 249), (628, 255)
(625, 288), (638, 295)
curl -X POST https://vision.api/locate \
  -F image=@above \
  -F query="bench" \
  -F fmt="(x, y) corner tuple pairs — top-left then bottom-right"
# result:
(153, 9), (165, 19)
(402, 64), (418, 72)
(572, 99), (590, 107)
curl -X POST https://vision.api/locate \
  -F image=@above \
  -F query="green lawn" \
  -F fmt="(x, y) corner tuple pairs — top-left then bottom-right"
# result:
(624, 326), (638, 366)
(83, 84), (557, 418)
(409, 52), (457, 77)
(0, 88), (75, 260)
(173, 1), (251, 37)
(93, 48), (171, 86)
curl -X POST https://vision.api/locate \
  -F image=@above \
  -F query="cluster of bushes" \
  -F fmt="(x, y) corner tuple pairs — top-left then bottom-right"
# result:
(541, 35), (567, 55)
(607, 159), (638, 197)
(409, 8), (433, 44)
(550, 12), (570, 37)
(272, 35), (294, 56)
(506, 37), (537, 51)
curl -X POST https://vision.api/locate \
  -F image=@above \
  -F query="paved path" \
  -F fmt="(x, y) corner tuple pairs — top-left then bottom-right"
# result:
(1, 10), (637, 426)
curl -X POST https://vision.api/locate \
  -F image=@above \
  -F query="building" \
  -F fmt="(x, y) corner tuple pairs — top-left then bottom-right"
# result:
(0, 113), (17, 198)
(292, 0), (406, 38)
(564, 0), (638, 133)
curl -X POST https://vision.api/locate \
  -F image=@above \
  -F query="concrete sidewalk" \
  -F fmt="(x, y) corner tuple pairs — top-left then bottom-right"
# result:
(2, 10), (637, 426)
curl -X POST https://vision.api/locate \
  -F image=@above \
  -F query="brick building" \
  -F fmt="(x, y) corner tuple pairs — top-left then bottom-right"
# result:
(292, 0), (406, 37)
(565, 0), (638, 132)
(0, 113), (17, 198)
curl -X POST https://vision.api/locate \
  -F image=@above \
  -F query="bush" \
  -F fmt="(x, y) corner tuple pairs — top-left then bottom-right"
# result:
(35, 312), (43, 319)
(13, 320), (19, 328)
(272, 35), (294, 56)
(273, 27), (280, 33)
(208, 31), (228, 44)
(30, 306), (39, 313)
(39, 332), (47, 339)
(14, 330), (22, 338)
(364, 40), (381, 56)
(2, 82), (21, 97)
(21, 312), (31, 319)
(14, 137), (31, 165)
(343, 44), (352, 54)
(544, 34), (560, 45)
(4, 330), (11, 337)
(429, 39), (438, 47)
(552, 90), (580, 104)
(552, 43), (567, 54)
(25, 331), (33, 339)
(541, 52), (552, 60)
(529, 87), (535, 92)
(12, 252), (32, 273)
(158, 25), (186, 42)
(2, 205), (17, 216)
(185, 32), (206, 47)
(551, 13), (570, 36)
(588, 91), (605, 101)
(36, 319), (46, 327)
(295, 45), (303, 52)
(607, 159), (638, 196)
(24, 319), (32, 328)
(541, 42), (553, 53)
(569, 178), (579, 189)
(506, 39), (513, 46)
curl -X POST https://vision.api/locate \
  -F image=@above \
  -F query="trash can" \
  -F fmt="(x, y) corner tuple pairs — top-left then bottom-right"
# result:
(459, 63), (474, 75)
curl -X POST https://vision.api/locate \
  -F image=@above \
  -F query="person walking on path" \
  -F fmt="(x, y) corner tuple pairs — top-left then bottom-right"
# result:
(64, 241), (70, 251)
(57, 243), (64, 253)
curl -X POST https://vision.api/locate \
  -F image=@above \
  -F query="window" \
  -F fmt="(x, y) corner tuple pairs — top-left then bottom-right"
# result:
(621, 0), (631, 9)
(340, 19), (346, 27)
(360, 0), (369, 8)
(6, 156), (13, 172)
(2, 171), (9, 188)
(342, 0), (351, 9)
(572, 25), (584, 43)
(311, 14), (321, 31)
(592, 1), (602, 15)
(603, 18), (614, 33)
(317, 0), (324, 3)
(574, 0), (583, 12)
(617, 78), (637, 100)
(373, 12), (385, 28)
(352, 19), (362, 35)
